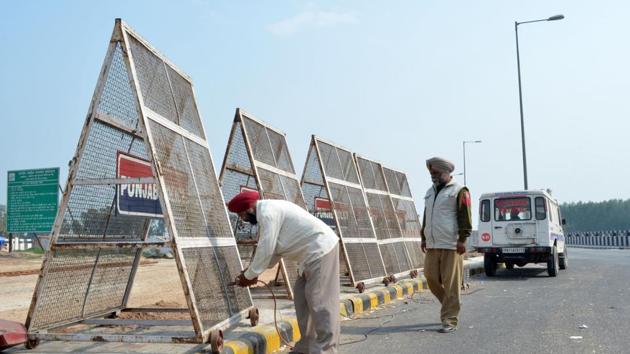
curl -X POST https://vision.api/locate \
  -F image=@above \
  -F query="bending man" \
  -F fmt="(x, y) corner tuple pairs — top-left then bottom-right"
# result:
(228, 191), (340, 354)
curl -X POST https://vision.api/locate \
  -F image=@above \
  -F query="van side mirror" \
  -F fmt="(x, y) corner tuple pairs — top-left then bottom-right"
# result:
(562, 218), (566, 225)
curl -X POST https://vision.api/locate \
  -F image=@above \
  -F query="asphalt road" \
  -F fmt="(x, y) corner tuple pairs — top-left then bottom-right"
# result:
(335, 248), (630, 354)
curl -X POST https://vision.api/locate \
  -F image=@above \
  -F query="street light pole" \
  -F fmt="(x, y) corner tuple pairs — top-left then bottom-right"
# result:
(514, 14), (564, 190)
(463, 140), (482, 186)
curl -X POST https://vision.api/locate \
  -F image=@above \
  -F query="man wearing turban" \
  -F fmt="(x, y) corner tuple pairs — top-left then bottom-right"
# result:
(228, 190), (340, 354)
(421, 157), (472, 333)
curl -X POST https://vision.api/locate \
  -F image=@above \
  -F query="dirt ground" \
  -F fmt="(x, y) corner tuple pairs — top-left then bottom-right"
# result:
(0, 250), (280, 324)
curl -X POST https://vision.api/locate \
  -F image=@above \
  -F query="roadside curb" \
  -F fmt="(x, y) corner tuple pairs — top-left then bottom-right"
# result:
(224, 260), (485, 353)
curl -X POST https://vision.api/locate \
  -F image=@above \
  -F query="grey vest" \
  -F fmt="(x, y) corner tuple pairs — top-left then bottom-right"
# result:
(424, 180), (464, 250)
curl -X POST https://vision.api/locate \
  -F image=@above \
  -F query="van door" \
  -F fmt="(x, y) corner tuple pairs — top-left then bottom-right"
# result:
(492, 195), (537, 246)
(534, 196), (550, 246)
(477, 198), (492, 247)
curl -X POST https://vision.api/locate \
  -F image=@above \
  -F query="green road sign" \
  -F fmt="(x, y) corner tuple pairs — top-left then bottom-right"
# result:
(7, 168), (60, 233)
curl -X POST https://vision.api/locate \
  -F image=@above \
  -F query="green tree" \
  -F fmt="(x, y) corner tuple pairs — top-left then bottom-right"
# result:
(561, 199), (630, 232)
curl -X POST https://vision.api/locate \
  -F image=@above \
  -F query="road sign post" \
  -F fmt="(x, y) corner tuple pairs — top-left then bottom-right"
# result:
(7, 168), (59, 234)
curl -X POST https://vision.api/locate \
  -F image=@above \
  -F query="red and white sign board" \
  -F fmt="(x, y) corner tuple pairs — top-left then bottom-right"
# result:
(116, 152), (162, 217)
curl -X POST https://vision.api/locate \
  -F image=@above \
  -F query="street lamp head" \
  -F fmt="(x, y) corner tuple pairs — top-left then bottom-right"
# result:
(547, 14), (565, 21)
(474, 140), (482, 143)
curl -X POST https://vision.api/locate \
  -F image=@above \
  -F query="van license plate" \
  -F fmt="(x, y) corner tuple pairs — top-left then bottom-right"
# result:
(503, 248), (525, 254)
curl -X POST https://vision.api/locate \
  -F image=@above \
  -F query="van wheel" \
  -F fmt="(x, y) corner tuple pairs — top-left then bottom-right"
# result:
(484, 254), (497, 277)
(547, 246), (559, 277)
(505, 261), (514, 270)
(559, 247), (568, 270)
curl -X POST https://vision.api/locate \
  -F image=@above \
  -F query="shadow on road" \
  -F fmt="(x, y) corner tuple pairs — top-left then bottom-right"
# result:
(482, 267), (549, 281)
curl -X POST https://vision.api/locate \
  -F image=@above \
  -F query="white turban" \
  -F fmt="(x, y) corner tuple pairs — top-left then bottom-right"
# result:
(426, 157), (455, 173)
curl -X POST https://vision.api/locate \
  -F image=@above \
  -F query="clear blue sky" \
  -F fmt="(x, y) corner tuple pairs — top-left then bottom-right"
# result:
(1, 1), (629, 221)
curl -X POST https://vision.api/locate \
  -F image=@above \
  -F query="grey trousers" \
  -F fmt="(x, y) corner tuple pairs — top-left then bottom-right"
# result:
(292, 244), (340, 354)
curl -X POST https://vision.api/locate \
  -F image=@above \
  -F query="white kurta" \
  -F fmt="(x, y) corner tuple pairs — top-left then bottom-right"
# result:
(243, 199), (338, 280)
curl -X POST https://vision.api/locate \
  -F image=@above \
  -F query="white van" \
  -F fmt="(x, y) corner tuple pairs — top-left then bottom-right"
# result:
(474, 190), (567, 277)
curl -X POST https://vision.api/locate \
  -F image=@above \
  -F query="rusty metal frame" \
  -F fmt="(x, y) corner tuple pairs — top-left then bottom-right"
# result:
(218, 107), (307, 300)
(300, 135), (388, 288)
(354, 153), (416, 279)
(25, 18), (254, 346)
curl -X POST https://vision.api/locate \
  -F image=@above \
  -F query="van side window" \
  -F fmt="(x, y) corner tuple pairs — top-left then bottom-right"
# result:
(480, 199), (490, 222)
(535, 197), (546, 220)
(548, 200), (554, 222)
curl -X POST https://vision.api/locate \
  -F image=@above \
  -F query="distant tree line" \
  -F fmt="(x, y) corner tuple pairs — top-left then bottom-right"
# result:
(561, 199), (630, 232)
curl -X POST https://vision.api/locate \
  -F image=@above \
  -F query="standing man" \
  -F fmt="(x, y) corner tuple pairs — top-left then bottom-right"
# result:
(228, 190), (340, 354)
(421, 157), (472, 333)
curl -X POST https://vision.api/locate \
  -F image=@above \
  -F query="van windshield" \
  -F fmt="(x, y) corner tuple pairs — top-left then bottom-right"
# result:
(494, 197), (532, 221)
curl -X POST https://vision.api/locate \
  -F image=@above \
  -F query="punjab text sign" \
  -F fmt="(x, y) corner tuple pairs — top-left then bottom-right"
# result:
(116, 152), (162, 217)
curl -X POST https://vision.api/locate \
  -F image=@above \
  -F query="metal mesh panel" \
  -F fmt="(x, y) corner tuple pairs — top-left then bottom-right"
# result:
(337, 148), (360, 184)
(60, 120), (149, 241)
(379, 243), (405, 274)
(357, 156), (412, 274)
(344, 243), (386, 280)
(182, 246), (251, 329)
(393, 199), (423, 238)
(344, 243), (371, 281)
(221, 122), (258, 241)
(317, 142), (344, 180)
(384, 167), (424, 269)
(29, 249), (98, 329)
(185, 139), (232, 238)
(149, 121), (207, 238)
(357, 158), (388, 191)
(266, 129), (295, 173)
(328, 183), (361, 238)
(398, 172), (413, 198)
(75, 121), (148, 180)
(345, 185), (375, 238)
(83, 248), (136, 316)
(59, 185), (147, 241)
(241, 117), (276, 167)
(97, 42), (141, 129)
(225, 121), (253, 174)
(127, 35), (178, 123)
(366, 193), (391, 240)
(302, 138), (388, 283)
(405, 241), (424, 269)
(302, 144), (324, 187)
(257, 168), (286, 200)
(279, 175), (306, 209)
(357, 158), (377, 190)
(165, 66), (205, 139)
(384, 168), (402, 196)
(393, 241), (412, 271)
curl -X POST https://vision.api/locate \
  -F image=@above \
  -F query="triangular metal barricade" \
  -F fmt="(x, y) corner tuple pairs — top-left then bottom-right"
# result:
(300, 135), (388, 291)
(383, 166), (425, 269)
(24, 19), (254, 347)
(218, 108), (306, 300)
(354, 154), (416, 280)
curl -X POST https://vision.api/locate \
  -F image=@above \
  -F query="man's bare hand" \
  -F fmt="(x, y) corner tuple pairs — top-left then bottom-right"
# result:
(456, 241), (466, 255)
(421, 241), (427, 253)
(235, 271), (258, 287)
